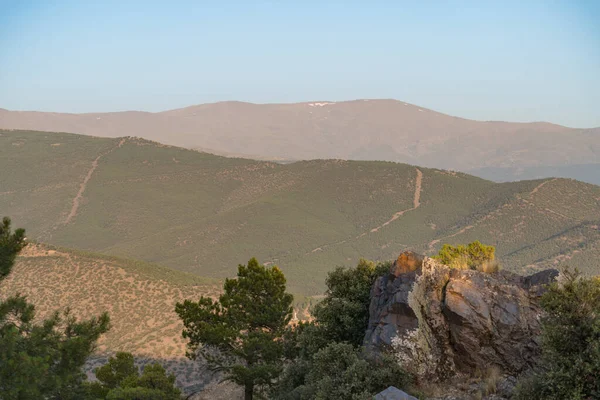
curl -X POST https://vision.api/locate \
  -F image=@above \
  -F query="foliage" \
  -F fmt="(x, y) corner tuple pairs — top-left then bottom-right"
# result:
(273, 259), (413, 399)
(86, 352), (181, 399)
(434, 241), (495, 270)
(175, 258), (294, 400)
(273, 342), (411, 400)
(0, 218), (111, 399)
(514, 268), (600, 400)
(0, 216), (26, 281)
(312, 258), (390, 346)
(93, 352), (139, 391)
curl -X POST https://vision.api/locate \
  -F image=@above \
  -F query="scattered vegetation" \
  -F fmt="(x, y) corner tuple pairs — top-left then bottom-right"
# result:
(514, 268), (600, 399)
(1, 242), (219, 393)
(3, 209), (599, 399)
(0, 218), (110, 399)
(2, 130), (600, 295)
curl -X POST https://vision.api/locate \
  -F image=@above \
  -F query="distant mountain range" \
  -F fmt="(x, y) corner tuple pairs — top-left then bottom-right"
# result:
(2, 130), (599, 295)
(1, 99), (598, 184)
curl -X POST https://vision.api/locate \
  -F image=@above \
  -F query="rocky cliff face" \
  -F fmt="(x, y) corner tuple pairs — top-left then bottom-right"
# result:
(364, 252), (558, 381)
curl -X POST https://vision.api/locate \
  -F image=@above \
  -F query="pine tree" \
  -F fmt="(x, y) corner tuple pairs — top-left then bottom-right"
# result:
(0, 217), (110, 399)
(176, 258), (293, 400)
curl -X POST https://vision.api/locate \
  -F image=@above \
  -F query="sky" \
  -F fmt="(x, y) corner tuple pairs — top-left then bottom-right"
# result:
(0, 1), (599, 128)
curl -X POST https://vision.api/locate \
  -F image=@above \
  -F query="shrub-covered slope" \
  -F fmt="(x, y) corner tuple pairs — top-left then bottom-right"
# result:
(1, 130), (599, 294)
(0, 243), (219, 392)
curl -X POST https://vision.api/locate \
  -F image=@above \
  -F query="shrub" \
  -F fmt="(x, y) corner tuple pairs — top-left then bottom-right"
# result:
(434, 241), (496, 271)
(87, 352), (181, 399)
(514, 268), (600, 399)
(272, 259), (415, 399)
(273, 343), (411, 400)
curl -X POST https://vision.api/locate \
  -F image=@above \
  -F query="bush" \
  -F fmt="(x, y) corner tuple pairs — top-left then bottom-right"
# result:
(514, 268), (600, 399)
(434, 241), (496, 271)
(273, 343), (411, 400)
(86, 352), (181, 399)
(272, 259), (415, 399)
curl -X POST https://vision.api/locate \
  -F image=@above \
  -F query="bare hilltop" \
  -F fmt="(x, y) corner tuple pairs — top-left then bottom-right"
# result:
(1, 99), (599, 184)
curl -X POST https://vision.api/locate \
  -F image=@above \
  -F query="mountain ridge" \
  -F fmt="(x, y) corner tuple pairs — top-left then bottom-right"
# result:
(2, 100), (598, 184)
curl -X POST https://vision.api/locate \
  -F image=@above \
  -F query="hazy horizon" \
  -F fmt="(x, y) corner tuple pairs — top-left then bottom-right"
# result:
(1, 1), (599, 128)
(3, 98), (600, 130)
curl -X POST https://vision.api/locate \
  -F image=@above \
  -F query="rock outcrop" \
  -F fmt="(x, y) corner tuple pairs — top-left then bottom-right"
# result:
(374, 386), (418, 400)
(364, 251), (558, 381)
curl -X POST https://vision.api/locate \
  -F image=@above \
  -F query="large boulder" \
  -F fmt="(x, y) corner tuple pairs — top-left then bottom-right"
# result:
(364, 251), (558, 381)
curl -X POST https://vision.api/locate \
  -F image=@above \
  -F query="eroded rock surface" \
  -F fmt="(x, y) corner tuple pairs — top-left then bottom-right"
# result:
(364, 251), (558, 381)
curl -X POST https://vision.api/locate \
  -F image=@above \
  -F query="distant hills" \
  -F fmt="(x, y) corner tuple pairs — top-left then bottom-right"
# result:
(1, 100), (599, 184)
(2, 130), (599, 294)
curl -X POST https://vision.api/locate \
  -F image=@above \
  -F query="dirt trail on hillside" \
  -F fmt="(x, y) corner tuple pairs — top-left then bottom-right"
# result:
(521, 178), (572, 220)
(306, 168), (423, 255)
(529, 178), (557, 197)
(427, 178), (572, 253)
(369, 168), (423, 233)
(428, 225), (475, 252)
(64, 138), (126, 224)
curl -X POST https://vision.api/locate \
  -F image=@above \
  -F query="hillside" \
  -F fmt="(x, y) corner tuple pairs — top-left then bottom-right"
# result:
(0, 243), (220, 393)
(472, 164), (600, 186)
(1, 100), (599, 183)
(1, 130), (600, 294)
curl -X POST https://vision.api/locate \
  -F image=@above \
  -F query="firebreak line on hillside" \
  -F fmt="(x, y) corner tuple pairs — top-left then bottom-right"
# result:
(63, 138), (126, 225)
(308, 167), (423, 255)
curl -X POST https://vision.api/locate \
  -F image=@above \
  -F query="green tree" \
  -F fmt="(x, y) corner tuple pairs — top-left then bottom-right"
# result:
(0, 217), (110, 399)
(312, 258), (390, 346)
(175, 258), (293, 400)
(87, 352), (181, 400)
(434, 240), (495, 270)
(272, 259), (414, 399)
(514, 268), (600, 399)
(0, 216), (26, 280)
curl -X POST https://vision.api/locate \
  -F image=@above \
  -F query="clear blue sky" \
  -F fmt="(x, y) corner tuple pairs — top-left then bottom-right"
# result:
(1, 1), (599, 128)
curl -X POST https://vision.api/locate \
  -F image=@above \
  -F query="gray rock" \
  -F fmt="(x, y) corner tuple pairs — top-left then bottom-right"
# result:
(374, 386), (418, 400)
(496, 375), (517, 398)
(364, 251), (558, 381)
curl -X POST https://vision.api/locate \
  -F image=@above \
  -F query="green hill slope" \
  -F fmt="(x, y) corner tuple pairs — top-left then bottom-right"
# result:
(2, 130), (599, 294)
